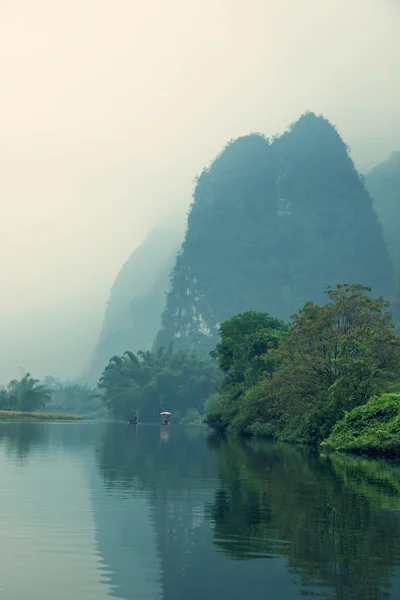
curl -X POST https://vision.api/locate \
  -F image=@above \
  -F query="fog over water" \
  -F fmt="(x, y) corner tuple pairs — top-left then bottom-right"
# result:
(0, 0), (399, 382)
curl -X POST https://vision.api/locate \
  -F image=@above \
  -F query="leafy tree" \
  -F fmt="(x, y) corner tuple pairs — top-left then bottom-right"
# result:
(211, 311), (288, 386)
(206, 311), (287, 433)
(206, 283), (400, 445)
(99, 345), (220, 421)
(266, 283), (400, 442)
(0, 374), (52, 412)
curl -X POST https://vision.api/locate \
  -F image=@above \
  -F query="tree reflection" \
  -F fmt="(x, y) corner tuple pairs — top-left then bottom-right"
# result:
(207, 437), (400, 599)
(97, 423), (216, 496)
(0, 423), (48, 463)
(95, 425), (400, 600)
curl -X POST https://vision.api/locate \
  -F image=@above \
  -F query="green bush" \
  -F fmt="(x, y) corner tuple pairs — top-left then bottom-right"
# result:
(322, 394), (400, 454)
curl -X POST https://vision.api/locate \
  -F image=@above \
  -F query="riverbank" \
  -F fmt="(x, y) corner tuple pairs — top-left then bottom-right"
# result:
(0, 410), (83, 422)
(321, 394), (400, 456)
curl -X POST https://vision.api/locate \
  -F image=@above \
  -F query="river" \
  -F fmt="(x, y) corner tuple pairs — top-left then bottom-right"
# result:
(0, 422), (399, 599)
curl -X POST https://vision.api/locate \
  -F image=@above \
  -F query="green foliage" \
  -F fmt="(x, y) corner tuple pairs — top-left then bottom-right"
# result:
(206, 283), (400, 447)
(205, 311), (287, 434)
(266, 283), (400, 443)
(0, 374), (52, 412)
(156, 114), (394, 354)
(0, 410), (82, 421)
(323, 393), (400, 454)
(99, 345), (220, 421)
(43, 377), (101, 416)
(180, 408), (203, 424)
(211, 311), (288, 385)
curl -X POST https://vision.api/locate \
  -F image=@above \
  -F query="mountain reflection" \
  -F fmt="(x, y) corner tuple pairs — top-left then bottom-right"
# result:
(93, 425), (400, 600)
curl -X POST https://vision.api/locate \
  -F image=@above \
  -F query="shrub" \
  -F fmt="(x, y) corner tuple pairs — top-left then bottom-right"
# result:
(322, 394), (400, 455)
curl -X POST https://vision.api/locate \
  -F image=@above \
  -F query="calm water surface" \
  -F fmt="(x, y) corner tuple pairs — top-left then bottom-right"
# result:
(0, 423), (400, 599)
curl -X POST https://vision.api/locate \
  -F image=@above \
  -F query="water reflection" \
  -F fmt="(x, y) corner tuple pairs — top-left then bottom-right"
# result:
(0, 422), (49, 463)
(1, 422), (400, 599)
(93, 424), (217, 600)
(160, 425), (170, 443)
(207, 437), (400, 599)
(95, 426), (400, 600)
(0, 423), (112, 600)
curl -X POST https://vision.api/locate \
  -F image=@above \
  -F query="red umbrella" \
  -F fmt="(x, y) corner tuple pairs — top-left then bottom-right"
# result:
(160, 412), (172, 416)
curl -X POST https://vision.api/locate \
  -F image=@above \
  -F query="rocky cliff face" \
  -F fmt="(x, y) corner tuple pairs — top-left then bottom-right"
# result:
(87, 226), (182, 382)
(155, 113), (395, 354)
(366, 151), (400, 270)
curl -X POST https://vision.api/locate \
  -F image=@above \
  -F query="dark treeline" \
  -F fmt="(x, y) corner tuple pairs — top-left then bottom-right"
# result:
(0, 374), (99, 416)
(43, 376), (102, 416)
(98, 346), (220, 422)
(0, 374), (52, 412)
(206, 283), (400, 446)
(98, 282), (400, 451)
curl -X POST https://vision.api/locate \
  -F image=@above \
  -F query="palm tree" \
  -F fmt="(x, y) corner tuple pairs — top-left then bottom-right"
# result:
(2, 374), (52, 412)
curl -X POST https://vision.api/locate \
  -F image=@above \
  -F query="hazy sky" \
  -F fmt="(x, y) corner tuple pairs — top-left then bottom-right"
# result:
(0, 0), (399, 383)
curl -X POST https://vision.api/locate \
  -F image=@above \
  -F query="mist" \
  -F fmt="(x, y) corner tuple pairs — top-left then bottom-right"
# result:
(0, 0), (399, 383)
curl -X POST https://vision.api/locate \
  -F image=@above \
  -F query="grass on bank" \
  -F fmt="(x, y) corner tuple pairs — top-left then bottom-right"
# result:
(0, 410), (83, 422)
(321, 394), (400, 455)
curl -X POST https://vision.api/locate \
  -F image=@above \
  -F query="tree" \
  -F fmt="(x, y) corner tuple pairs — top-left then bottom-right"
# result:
(206, 311), (288, 433)
(211, 311), (288, 385)
(43, 377), (100, 416)
(0, 374), (52, 412)
(98, 346), (220, 421)
(269, 283), (400, 442)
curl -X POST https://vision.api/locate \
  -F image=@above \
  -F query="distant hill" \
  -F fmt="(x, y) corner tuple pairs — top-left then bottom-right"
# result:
(155, 112), (395, 354)
(365, 151), (400, 271)
(87, 226), (183, 383)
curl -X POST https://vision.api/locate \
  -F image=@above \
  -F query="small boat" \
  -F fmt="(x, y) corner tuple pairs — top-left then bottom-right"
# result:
(160, 411), (172, 425)
(128, 416), (138, 425)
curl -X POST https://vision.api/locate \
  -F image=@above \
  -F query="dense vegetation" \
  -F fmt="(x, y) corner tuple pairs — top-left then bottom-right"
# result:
(156, 113), (394, 354)
(43, 376), (101, 417)
(322, 393), (400, 454)
(87, 226), (182, 383)
(0, 374), (52, 412)
(0, 373), (99, 418)
(206, 311), (288, 432)
(99, 345), (220, 422)
(0, 410), (82, 421)
(206, 283), (400, 447)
